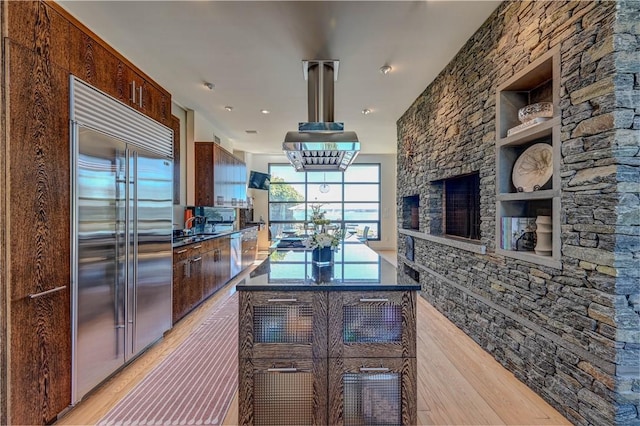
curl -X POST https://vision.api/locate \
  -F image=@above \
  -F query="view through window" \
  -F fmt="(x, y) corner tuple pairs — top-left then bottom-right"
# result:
(268, 164), (381, 241)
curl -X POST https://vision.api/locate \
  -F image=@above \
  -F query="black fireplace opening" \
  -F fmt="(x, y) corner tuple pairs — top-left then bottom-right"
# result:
(403, 264), (419, 282)
(402, 195), (420, 230)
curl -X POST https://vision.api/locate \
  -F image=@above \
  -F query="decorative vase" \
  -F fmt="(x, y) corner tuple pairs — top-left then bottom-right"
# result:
(534, 215), (552, 256)
(311, 247), (333, 283)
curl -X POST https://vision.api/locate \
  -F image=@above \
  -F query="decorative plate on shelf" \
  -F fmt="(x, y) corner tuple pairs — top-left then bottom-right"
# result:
(512, 143), (553, 192)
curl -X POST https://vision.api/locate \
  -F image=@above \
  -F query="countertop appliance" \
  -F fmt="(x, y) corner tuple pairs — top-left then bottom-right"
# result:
(70, 77), (174, 402)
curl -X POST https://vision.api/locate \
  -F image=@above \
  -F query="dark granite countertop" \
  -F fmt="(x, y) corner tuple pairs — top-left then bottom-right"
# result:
(172, 225), (259, 248)
(237, 240), (420, 292)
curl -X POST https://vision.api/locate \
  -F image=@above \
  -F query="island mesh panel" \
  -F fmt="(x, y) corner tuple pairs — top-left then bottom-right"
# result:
(254, 305), (313, 343)
(343, 304), (402, 343)
(343, 373), (401, 425)
(254, 372), (314, 425)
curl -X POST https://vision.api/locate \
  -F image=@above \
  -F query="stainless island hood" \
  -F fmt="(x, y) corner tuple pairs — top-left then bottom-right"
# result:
(283, 60), (360, 172)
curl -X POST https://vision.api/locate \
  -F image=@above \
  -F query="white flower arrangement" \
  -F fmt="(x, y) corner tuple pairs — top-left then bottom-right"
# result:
(303, 204), (345, 250)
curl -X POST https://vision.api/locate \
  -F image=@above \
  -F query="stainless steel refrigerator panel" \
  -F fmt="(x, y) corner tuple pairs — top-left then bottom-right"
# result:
(230, 233), (242, 277)
(75, 127), (127, 398)
(130, 150), (173, 355)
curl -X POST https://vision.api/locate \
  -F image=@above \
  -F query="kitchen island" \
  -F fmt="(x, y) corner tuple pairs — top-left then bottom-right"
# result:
(237, 239), (420, 426)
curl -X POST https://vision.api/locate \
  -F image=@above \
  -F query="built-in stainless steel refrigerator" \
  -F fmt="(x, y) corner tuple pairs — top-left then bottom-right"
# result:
(70, 77), (173, 403)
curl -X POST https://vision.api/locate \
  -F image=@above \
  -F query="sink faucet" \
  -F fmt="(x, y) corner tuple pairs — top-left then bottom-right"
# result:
(184, 216), (204, 234)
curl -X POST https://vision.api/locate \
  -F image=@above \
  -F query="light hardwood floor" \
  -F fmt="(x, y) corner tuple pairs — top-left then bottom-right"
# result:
(58, 250), (568, 426)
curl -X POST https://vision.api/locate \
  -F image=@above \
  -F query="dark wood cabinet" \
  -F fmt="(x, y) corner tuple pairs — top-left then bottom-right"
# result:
(5, 39), (72, 425)
(238, 358), (328, 426)
(328, 357), (417, 426)
(195, 142), (247, 207)
(172, 236), (233, 324)
(67, 14), (171, 126)
(239, 290), (417, 425)
(3, 1), (174, 423)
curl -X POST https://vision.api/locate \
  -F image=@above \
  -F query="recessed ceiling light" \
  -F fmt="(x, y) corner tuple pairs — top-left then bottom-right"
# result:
(245, 130), (258, 134)
(379, 65), (392, 75)
(204, 82), (214, 90)
(260, 109), (270, 114)
(362, 108), (372, 115)
(224, 106), (233, 112)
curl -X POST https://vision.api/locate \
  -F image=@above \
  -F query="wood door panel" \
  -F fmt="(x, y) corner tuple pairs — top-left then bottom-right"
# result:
(6, 1), (71, 70)
(69, 25), (128, 103)
(7, 41), (71, 425)
(194, 143), (215, 206)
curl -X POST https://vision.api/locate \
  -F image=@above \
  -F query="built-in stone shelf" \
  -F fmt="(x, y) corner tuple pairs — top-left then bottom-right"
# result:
(398, 228), (486, 255)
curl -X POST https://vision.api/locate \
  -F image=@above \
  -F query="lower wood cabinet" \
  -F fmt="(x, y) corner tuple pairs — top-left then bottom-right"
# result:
(328, 357), (417, 426)
(238, 358), (328, 426)
(238, 290), (416, 425)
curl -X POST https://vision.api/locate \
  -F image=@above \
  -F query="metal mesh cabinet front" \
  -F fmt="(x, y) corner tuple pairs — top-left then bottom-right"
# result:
(239, 358), (328, 426)
(328, 357), (417, 426)
(328, 291), (416, 359)
(239, 291), (328, 359)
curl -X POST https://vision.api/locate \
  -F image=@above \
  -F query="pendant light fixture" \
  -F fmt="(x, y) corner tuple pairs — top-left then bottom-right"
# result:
(319, 173), (330, 193)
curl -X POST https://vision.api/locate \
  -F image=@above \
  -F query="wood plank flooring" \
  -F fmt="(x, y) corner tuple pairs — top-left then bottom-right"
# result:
(57, 250), (568, 426)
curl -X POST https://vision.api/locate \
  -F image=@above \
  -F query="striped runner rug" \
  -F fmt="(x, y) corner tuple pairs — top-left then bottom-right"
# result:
(98, 293), (238, 426)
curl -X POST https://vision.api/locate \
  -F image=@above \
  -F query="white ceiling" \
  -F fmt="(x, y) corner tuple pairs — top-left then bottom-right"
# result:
(58, 1), (500, 155)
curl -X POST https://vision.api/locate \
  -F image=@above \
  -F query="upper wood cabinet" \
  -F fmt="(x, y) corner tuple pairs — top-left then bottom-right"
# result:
(194, 142), (247, 207)
(67, 21), (171, 126)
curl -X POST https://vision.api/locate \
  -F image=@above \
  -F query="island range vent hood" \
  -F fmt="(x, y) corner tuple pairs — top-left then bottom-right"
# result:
(283, 60), (360, 172)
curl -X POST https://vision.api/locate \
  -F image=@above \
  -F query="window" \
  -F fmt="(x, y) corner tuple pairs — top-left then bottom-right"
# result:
(444, 173), (480, 240)
(268, 164), (381, 241)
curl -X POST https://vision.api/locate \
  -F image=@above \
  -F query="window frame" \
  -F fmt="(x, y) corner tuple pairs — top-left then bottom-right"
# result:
(268, 163), (382, 241)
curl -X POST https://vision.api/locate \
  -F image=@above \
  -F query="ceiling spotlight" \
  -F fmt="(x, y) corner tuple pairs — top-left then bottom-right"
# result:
(362, 108), (371, 115)
(379, 65), (392, 75)
(204, 82), (214, 90)
(224, 106), (233, 112)
(260, 109), (270, 114)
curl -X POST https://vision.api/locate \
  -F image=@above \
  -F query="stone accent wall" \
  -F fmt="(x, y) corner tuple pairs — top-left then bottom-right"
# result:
(396, 1), (640, 425)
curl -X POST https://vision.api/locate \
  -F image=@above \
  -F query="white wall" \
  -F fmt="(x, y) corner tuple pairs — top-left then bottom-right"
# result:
(247, 153), (397, 251)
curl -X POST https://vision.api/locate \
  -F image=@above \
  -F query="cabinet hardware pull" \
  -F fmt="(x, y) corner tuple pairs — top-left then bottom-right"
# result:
(192, 257), (202, 262)
(138, 86), (143, 108)
(29, 286), (66, 299)
(267, 298), (297, 302)
(130, 81), (136, 103)
(192, 245), (202, 249)
(359, 298), (389, 303)
(267, 367), (298, 373)
(176, 249), (188, 254)
(359, 367), (390, 372)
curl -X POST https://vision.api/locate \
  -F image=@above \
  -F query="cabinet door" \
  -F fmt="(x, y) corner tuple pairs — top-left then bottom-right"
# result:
(213, 145), (226, 205)
(69, 25), (129, 103)
(172, 258), (189, 323)
(201, 248), (217, 299)
(328, 291), (416, 359)
(239, 291), (327, 360)
(7, 41), (72, 425)
(218, 236), (231, 285)
(238, 358), (328, 426)
(328, 357), (417, 426)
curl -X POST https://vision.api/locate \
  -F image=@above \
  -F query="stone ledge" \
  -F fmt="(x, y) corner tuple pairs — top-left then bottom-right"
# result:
(398, 254), (616, 374)
(398, 228), (486, 254)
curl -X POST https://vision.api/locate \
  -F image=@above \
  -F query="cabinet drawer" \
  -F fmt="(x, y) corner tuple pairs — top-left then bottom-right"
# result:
(328, 357), (417, 426)
(329, 291), (416, 358)
(173, 242), (205, 262)
(239, 292), (327, 359)
(239, 358), (328, 426)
